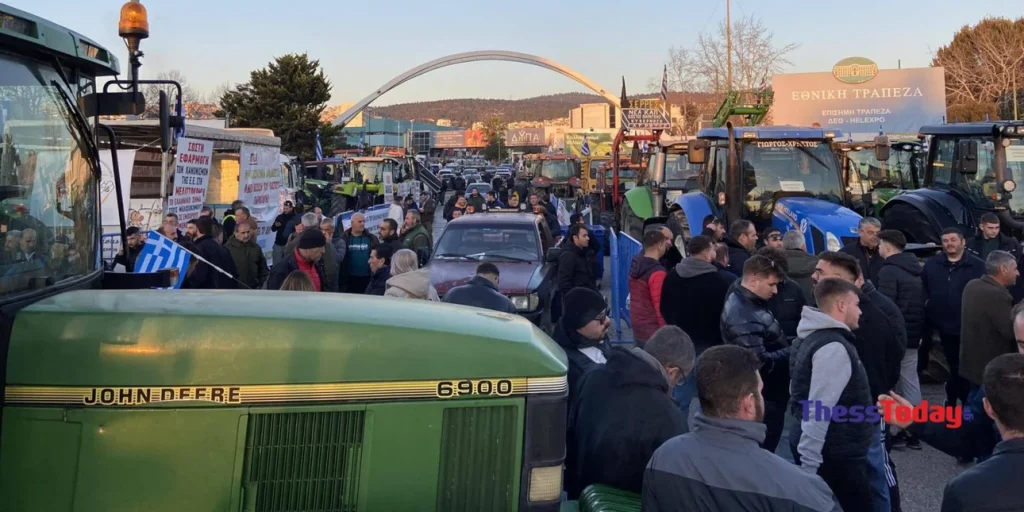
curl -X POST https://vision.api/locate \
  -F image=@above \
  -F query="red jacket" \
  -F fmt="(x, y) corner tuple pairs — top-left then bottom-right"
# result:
(628, 255), (667, 343)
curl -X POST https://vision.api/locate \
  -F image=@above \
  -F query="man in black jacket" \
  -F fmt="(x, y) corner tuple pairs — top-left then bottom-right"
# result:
(790, 278), (874, 512)
(186, 216), (238, 289)
(815, 251), (906, 511)
(724, 219), (758, 276)
(662, 235), (736, 354)
(877, 230), (926, 449)
(783, 230), (819, 302)
(443, 263), (517, 314)
(566, 326), (692, 498)
(365, 244), (392, 296)
(923, 227), (985, 407)
(968, 212), (1024, 303)
(267, 230), (328, 291)
(552, 287), (611, 416)
(939, 354), (1024, 512)
(756, 246), (807, 339)
(557, 224), (597, 298)
(720, 254), (789, 452)
(271, 200), (296, 264)
(840, 216), (883, 286)
(377, 218), (403, 255)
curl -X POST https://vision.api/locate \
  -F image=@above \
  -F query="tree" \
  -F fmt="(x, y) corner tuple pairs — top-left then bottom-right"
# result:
(482, 116), (508, 162)
(691, 15), (797, 92)
(219, 53), (340, 160)
(933, 17), (1024, 121)
(142, 70), (203, 119)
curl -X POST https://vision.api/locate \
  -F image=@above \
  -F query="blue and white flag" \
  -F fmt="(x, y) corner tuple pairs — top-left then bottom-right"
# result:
(581, 135), (590, 157)
(315, 128), (325, 161)
(134, 231), (191, 289)
(358, 133), (365, 149)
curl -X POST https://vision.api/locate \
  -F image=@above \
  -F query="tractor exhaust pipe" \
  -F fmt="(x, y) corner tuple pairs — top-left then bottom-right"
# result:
(997, 209), (1024, 234)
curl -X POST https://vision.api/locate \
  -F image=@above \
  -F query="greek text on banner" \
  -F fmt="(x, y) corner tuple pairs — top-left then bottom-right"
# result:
(167, 137), (213, 223)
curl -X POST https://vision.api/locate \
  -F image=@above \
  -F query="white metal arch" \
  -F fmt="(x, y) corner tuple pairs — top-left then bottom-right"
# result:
(332, 50), (620, 127)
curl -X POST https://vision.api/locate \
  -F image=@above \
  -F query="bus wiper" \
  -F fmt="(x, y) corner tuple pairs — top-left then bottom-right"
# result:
(49, 80), (99, 165)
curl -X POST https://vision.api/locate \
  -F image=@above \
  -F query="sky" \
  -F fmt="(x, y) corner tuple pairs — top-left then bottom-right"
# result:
(18, 0), (1023, 107)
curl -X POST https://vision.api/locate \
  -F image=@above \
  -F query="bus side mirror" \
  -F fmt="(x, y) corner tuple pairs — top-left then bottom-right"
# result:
(958, 140), (979, 174)
(688, 140), (707, 165)
(873, 136), (890, 162)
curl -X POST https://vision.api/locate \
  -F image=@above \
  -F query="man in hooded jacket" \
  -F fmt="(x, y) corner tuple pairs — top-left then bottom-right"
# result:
(783, 230), (819, 302)
(724, 220), (758, 276)
(661, 235), (736, 354)
(552, 287), (611, 414)
(566, 326), (693, 499)
(628, 229), (669, 345)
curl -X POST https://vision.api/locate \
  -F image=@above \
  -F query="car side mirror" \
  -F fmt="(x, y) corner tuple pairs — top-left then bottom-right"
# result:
(688, 140), (707, 165)
(873, 136), (890, 162)
(546, 247), (561, 263)
(958, 140), (979, 174)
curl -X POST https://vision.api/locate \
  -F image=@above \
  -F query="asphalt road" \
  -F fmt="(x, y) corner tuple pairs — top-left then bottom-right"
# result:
(433, 200), (966, 511)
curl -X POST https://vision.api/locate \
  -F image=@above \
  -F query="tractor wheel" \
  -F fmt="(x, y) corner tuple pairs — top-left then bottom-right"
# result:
(882, 203), (939, 245)
(619, 200), (644, 240)
(329, 195), (349, 217)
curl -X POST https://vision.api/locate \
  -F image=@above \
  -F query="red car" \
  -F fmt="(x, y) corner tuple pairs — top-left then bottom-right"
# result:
(427, 212), (558, 332)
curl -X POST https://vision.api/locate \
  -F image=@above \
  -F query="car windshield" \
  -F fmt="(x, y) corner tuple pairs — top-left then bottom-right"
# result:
(0, 53), (99, 297)
(665, 153), (700, 181)
(1003, 139), (1024, 216)
(846, 145), (920, 192)
(434, 224), (539, 262)
(541, 160), (575, 180)
(740, 140), (844, 214)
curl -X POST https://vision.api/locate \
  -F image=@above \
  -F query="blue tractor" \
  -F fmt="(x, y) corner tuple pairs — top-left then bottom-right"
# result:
(666, 123), (863, 254)
(881, 121), (1024, 244)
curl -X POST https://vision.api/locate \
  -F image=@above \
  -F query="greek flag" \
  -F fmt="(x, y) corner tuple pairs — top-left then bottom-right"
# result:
(581, 135), (590, 157)
(315, 128), (325, 161)
(358, 132), (365, 150)
(133, 231), (191, 289)
(661, 64), (669, 113)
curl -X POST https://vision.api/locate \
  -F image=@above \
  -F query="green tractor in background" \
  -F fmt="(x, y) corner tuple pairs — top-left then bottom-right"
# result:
(301, 156), (414, 216)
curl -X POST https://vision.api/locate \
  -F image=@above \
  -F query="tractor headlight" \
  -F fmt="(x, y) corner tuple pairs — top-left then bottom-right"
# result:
(511, 293), (539, 312)
(1003, 180), (1017, 193)
(826, 232), (842, 252)
(528, 465), (563, 502)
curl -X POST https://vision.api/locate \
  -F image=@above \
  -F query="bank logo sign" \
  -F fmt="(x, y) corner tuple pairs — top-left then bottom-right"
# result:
(833, 57), (879, 85)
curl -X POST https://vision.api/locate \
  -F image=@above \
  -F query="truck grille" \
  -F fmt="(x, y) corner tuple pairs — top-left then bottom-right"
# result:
(243, 410), (365, 512)
(436, 405), (519, 511)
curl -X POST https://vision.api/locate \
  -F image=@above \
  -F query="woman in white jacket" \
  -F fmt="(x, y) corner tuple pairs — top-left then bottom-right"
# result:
(384, 249), (440, 301)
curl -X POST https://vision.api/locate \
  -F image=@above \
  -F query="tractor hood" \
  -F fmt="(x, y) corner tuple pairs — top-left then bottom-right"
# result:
(773, 197), (861, 253)
(4, 290), (567, 390)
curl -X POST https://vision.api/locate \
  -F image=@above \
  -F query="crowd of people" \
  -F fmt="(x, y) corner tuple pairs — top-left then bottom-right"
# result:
(557, 212), (1024, 510)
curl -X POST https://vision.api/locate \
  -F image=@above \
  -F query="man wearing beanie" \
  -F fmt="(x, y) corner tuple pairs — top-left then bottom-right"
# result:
(268, 229), (328, 291)
(553, 287), (611, 412)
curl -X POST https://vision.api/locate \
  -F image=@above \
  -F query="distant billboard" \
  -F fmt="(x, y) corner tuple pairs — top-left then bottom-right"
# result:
(433, 131), (465, 148)
(563, 129), (629, 158)
(504, 128), (545, 147)
(464, 129), (487, 148)
(772, 59), (946, 139)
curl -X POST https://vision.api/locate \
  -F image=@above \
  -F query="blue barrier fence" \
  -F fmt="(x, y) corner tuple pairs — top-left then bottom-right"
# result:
(609, 228), (642, 343)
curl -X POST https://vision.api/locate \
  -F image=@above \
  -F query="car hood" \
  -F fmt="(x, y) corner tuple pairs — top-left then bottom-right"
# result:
(428, 260), (542, 295)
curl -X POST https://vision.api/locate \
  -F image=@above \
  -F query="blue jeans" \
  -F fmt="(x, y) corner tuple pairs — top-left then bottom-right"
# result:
(865, 422), (892, 512)
(672, 370), (697, 418)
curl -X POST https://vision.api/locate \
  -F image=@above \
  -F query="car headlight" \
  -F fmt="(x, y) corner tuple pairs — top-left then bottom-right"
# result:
(826, 232), (842, 252)
(510, 293), (539, 311)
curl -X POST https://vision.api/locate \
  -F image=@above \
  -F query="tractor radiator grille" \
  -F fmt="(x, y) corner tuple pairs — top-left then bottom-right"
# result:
(243, 410), (365, 512)
(436, 405), (519, 512)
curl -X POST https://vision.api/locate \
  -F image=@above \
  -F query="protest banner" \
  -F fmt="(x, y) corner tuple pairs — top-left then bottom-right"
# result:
(166, 138), (213, 223)
(239, 146), (283, 257)
(339, 204), (391, 237)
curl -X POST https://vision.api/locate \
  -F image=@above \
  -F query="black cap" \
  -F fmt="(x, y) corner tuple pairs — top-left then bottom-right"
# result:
(298, 229), (326, 249)
(563, 288), (608, 330)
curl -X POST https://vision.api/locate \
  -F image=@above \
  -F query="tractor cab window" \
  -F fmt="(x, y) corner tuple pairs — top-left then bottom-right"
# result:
(956, 138), (998, 209)
(846, 145), (919, 192)
(1001, 139), (1024, 216)
(931, 138), (956, 185)
(353, 161), (382, 184)
(739, 140), (844, 219)
(540, 160), (574, 181)
(664, 153), (699, 182)
(0, 52), (99, 298)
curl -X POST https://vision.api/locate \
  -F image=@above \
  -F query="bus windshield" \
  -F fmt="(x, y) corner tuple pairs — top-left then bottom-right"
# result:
(740, 140), (844, 212)
(0, 53), (99, 297)
(664, 153), (699, 181)
(540, 160), (575, 181)
(846, 145), (921, 192)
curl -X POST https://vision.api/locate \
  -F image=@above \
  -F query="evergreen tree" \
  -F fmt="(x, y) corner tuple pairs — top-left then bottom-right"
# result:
(220, 53), (340, 160)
